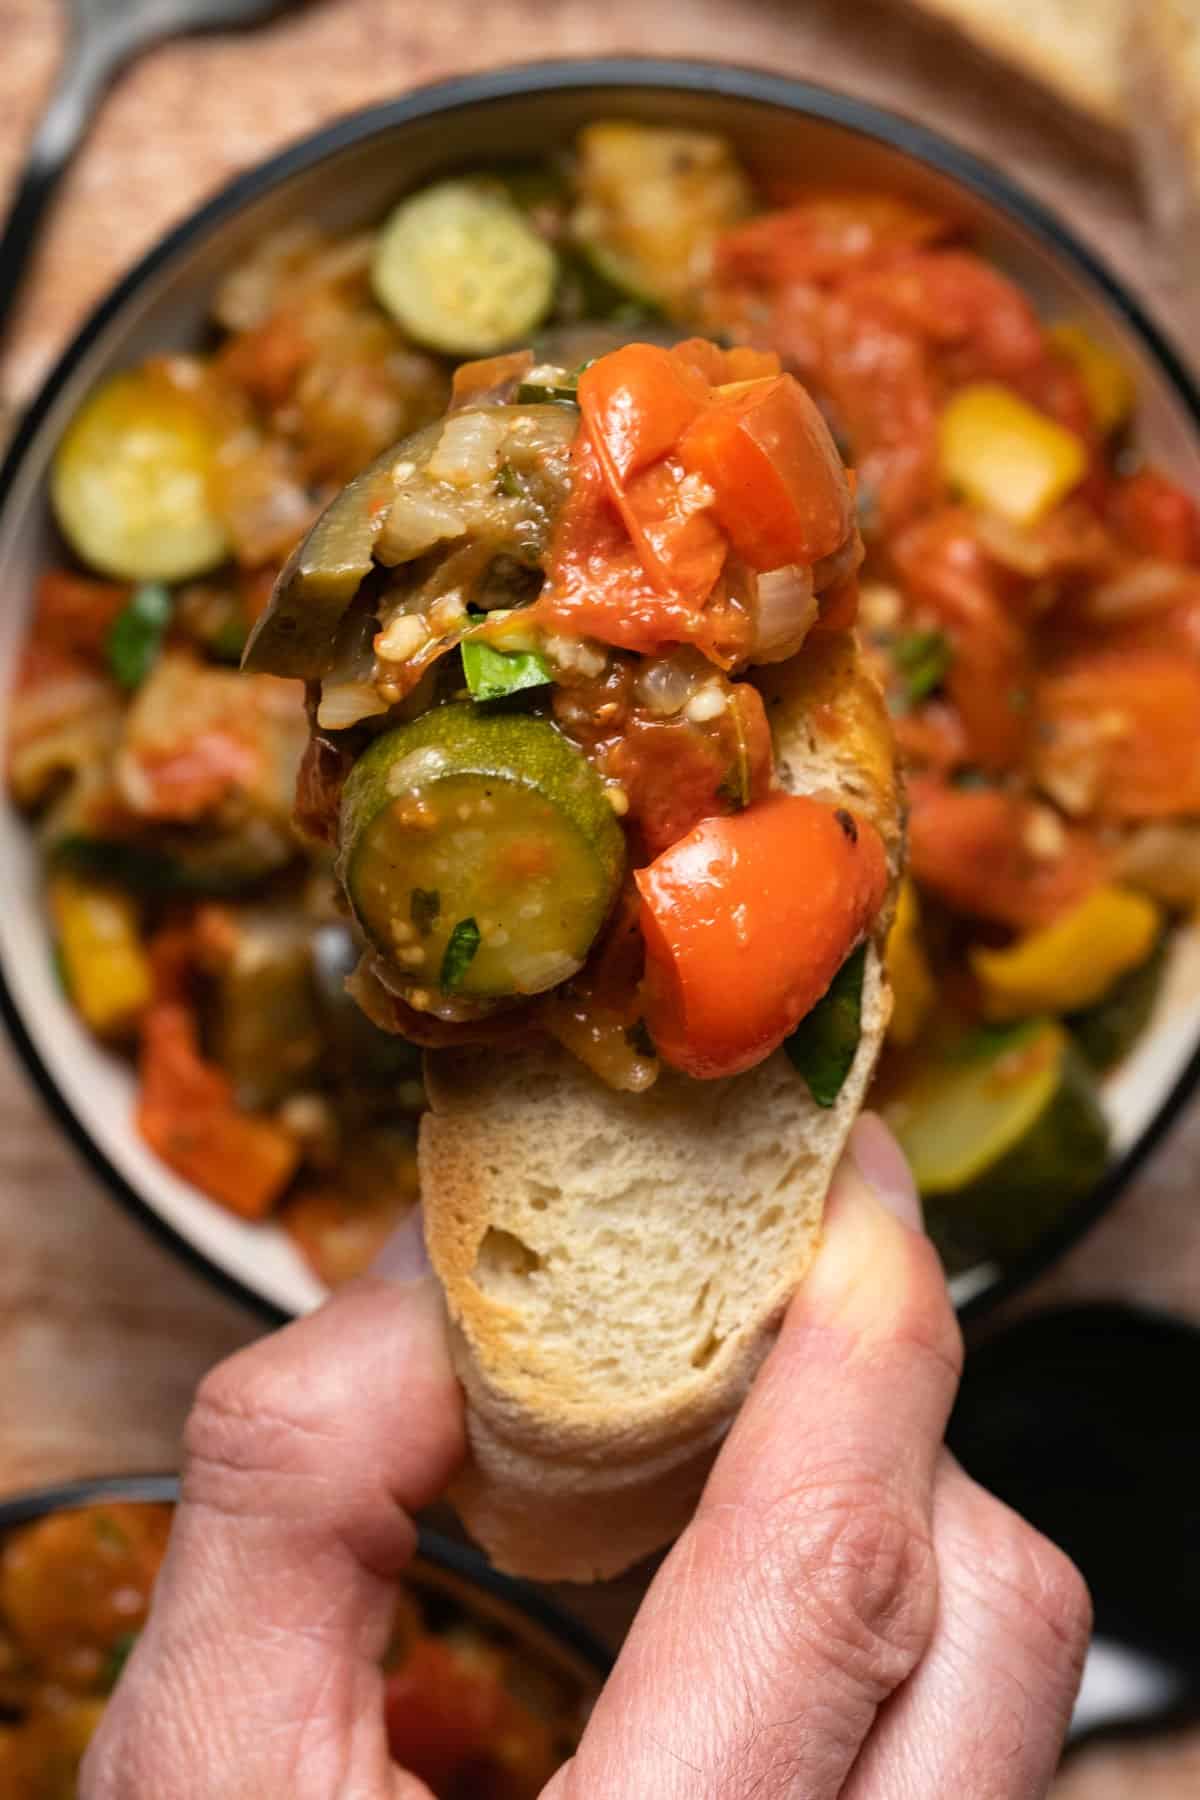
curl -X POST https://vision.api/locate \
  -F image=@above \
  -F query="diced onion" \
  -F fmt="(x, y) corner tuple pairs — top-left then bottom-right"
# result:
(375, 613), (431, 663)
(973, 511), (1055, 577)
(685, 682), (728, 722)
(316, 682), (389, 730)
(634, 651), (708, 716)
(427, 411), (509, 486)
(376, 488), (468, 565)
(1084, 561), (1193, 622)
(750, 564), (817, 663)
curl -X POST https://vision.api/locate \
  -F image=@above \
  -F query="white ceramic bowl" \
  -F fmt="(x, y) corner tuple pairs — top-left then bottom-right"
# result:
(2, 61), (1199, 1323)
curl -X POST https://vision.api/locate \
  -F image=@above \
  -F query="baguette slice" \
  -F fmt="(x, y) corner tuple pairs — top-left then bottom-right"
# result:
(899, 0), (1125, 129)
(420, 631), (902, 1581)
(1125, 0), (1200, 307)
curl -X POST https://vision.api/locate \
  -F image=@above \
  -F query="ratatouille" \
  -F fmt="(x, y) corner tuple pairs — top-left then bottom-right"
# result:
(11, 120), (1200, 1278)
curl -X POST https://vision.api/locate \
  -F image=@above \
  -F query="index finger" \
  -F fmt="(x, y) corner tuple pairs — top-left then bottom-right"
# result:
(547, 1120), (963, 1800)
(84, 1272), (463, 1800)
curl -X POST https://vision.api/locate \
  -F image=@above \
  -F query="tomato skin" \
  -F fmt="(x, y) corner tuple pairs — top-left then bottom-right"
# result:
(538, 431), (746, 660)
(714, 193), (949, 288)
(1108, 469), (1200, 563)
(907, 777), (1108, 931)
(890, 508), (1032, 771)
(816, 287), (941, 531)
(678, 374), (853, 571)
(636, 793), (887, 1080)
(670, 336), (781, 384)
(137, 1001), (298, 1217)
(384, 1637), (506, 1789)
(607, 682), (773, 858)
(35, 570), (129, 660)
(578, 344), (708, 484)
(1037, 649), (1200, 819)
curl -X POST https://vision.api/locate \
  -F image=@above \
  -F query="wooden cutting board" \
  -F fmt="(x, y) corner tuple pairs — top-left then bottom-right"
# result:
(0, 2), (1197, 1790)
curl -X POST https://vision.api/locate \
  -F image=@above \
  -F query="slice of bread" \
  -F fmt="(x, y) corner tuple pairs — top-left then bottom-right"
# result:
(420, 631), (902, 1581)
(899, 0), (1125, 128)
(1125, 0), (1200, 300)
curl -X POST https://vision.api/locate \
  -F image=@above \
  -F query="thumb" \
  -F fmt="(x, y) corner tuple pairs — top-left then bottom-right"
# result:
(83, 1270), (462, 1800)
(546, 1115), (962, 1800)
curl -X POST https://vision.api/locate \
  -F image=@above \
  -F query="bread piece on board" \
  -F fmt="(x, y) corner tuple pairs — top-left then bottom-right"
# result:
(420, 632), (901, 1582)
(1125, 0), (1200, 305)
(901, 0), (1125, 129)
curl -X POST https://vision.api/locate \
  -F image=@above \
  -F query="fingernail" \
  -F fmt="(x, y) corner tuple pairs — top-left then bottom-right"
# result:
(369, 1204), (432, 1282)
(849, 1113), (923, 1232)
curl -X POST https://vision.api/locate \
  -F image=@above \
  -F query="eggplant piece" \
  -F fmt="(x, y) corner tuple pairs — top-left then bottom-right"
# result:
(242, 443), (413, 680)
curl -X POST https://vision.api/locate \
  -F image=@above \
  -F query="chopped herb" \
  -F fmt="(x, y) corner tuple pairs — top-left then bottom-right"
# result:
(891, 629), (953, 710)
(514, 365), (579, 408)
(625, 1019), (657, 1059)
(106, 582), (172, 690)
(784, 943), (867, 1108)
(440, 917), (481, 991)
(496, 463), (526, 500)
(104, 1632), (139, 1693)
(462, 639), (552, 702)
(717, 695), (754, 811)
(411, 887), (441, 934)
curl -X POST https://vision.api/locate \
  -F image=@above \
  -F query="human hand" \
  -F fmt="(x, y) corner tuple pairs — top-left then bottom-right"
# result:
(82, 1116), (1090, 1799)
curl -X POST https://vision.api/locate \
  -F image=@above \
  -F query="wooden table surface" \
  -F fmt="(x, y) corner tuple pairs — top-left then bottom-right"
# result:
(1, 1), (1198, 1791)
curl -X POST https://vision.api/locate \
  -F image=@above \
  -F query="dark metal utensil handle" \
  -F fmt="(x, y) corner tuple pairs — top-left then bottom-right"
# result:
(0, 27), (121, 347)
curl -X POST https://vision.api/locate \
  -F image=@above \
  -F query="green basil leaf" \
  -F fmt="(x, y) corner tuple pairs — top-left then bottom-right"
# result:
(462, 639), (552, 702)
(784, 943), (867, 1108)
(107, 581), (172, 690)
(440, 917), (481, 991)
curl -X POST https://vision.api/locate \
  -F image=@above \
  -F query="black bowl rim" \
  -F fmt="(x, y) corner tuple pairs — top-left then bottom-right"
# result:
(2, 55), (1198, 1329)
(0, 1471), (613, 1676)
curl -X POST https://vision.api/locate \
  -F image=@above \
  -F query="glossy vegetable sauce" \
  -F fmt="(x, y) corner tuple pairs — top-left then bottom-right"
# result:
(11, 119), (1200, 1278)
(0, 1502), (589, 1798)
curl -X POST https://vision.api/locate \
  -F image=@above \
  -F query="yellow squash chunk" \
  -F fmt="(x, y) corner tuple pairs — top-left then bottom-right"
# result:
(939, 382), (1088, 526)
(50, 873), (153, 1037)
(970, 884), (1162, 1021)
(1049, 322), (1135, 437)
(886, 878), (935, 1046)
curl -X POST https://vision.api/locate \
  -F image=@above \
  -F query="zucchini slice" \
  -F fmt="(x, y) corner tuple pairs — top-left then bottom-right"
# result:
(1070, 934), (1168, 1071)
(52, 368), (229, 583)
(339, 703), (625, 1001)
(886, 1020), (1110, 1273)
(372, 178), (557, 358)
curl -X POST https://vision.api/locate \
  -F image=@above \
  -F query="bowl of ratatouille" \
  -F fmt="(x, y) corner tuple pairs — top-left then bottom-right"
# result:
(0, 1474), (607, 1795)
(2, 61), (1199, 1322)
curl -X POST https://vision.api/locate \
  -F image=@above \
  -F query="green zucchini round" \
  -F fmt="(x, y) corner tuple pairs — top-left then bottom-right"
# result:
(339, 703), (625, 1001)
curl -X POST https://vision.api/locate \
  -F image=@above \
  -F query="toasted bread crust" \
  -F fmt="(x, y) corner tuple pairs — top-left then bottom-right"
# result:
(420, 632), (901, 1580)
